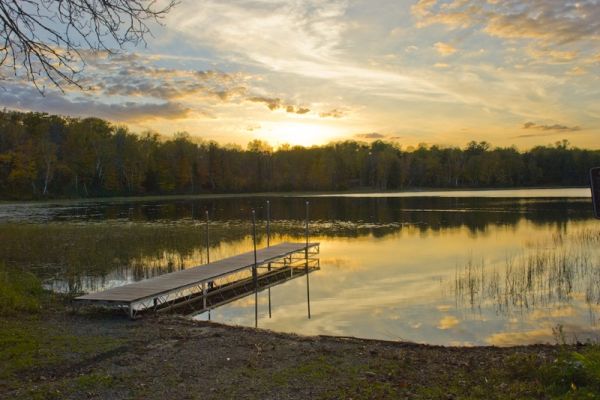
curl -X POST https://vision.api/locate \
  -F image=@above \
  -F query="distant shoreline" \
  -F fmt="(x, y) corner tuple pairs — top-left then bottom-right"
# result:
(0, 186), (591, 205)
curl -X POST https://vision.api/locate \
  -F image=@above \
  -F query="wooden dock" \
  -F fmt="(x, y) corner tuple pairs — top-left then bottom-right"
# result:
(75, 242), (319, 318)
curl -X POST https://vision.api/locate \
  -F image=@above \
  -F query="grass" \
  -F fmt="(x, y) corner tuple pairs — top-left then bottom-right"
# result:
(222, 346), (598, 399)
(493, 343), (600, 399)
(0, 262), (45, 315)
(537, 327), (600, 398)
(0, 265), (124, 398)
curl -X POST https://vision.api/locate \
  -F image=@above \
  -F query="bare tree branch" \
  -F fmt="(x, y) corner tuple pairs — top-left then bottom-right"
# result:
(0, 0), (176, 93)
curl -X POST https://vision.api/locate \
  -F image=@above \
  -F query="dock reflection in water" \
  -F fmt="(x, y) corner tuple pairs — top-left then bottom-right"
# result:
(191, 259), (318, 328)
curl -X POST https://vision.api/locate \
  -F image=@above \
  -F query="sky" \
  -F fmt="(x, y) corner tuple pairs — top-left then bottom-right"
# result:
(1, 0), (599, 149)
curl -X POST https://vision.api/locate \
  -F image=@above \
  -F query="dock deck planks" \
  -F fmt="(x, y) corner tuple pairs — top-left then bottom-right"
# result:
(75, 242), (319, 305)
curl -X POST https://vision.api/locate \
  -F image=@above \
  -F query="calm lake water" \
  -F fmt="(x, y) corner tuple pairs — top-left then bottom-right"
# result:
(1, 188), (598, 346)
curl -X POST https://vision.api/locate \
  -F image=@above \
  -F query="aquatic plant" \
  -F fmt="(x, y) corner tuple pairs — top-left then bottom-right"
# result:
(455, 227), (600, 317)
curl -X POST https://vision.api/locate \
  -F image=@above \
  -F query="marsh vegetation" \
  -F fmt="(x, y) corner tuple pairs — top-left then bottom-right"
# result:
(455, 227), (600, 319)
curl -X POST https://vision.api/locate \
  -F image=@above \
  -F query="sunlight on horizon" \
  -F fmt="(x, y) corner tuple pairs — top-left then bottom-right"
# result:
(257, 122), (345, 148)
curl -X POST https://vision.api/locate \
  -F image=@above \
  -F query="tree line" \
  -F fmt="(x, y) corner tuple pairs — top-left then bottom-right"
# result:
(1, 110), (598, 199)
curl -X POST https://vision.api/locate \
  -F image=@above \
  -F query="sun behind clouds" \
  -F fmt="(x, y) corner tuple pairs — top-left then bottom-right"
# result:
(257, 121), (345, 148)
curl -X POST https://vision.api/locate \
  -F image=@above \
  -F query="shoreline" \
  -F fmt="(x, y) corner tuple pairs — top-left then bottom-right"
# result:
(0, 308), (562, 399)
(2, 300), (598, 399)
(0, 186), (591, 205)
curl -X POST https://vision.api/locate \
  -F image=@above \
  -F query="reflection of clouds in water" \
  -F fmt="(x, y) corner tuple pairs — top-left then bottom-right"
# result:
(486, 328), (556, 346)
(530, 306), (577, 320)
(228, 294), (271, 308)
(318, 257), (361, 272)
(192, 220), (600, 345)
(485, 321), (600, 346)
(438, 316), (460, 330)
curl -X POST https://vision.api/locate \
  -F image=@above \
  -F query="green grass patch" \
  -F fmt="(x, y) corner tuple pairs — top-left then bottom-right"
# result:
(0, 262), (44, 315)
(540, 345), (600, 398)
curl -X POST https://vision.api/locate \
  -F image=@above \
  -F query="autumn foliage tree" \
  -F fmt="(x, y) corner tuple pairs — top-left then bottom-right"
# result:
(0, 110), (599, 200)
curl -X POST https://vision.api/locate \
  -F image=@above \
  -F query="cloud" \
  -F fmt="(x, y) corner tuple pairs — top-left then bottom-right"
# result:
(319, 108), (346, 118)
(527, 48), (578, 63)
(83, 53), (250, 103)
(3, 49), (324, 127)
(434, 42), (457, 56)
(411, 0), (440, 19)
(522, 121), (581, 132)
(353, 133), (404, 141)
(412, 0), (478, 28)
(413, 1), (600, 46)
(514, 121), (583, 138)
(250, 97), (311, 114)
(355, 132), (386, 139)
(0, 84), (192, 122)
(566, 66), (586, 76)
(88, 51), (318, 117)
(168, 0), (454, 104)
(287, 106), (310, 114)
(249, 96), (282, 111)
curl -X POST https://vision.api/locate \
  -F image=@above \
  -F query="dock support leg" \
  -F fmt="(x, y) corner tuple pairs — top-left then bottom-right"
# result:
(254, 268), (258, 328)
(304, 200), (311, 319)
(252, 209), (258, 328)
(205, 210), (210, 264)
(268, 262), (272, 318)
(128, 305), (134, 320)
(202, 282), (207, 310)
(306, 270), (311, 319)
(305, 252), (311, 320)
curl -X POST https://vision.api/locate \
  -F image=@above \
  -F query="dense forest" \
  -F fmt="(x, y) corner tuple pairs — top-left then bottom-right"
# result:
(0, 109), (599, 199)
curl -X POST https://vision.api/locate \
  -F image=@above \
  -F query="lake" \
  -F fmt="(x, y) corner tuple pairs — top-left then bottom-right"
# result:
(1, 188), (598, 346)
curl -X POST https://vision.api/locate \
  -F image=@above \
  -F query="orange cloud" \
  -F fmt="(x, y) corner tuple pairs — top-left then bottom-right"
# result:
(434, 42), (457, 56)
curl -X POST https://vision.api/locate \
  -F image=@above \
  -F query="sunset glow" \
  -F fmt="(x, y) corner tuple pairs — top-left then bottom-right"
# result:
(1, 0), (599, 149)
(259, 122), (345, 147)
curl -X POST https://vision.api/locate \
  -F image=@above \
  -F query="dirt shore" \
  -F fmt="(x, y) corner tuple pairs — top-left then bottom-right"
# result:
(1, 305), (576, 400)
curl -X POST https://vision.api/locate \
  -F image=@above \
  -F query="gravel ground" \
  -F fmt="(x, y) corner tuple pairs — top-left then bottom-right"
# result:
(1, 308), (565, 400)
